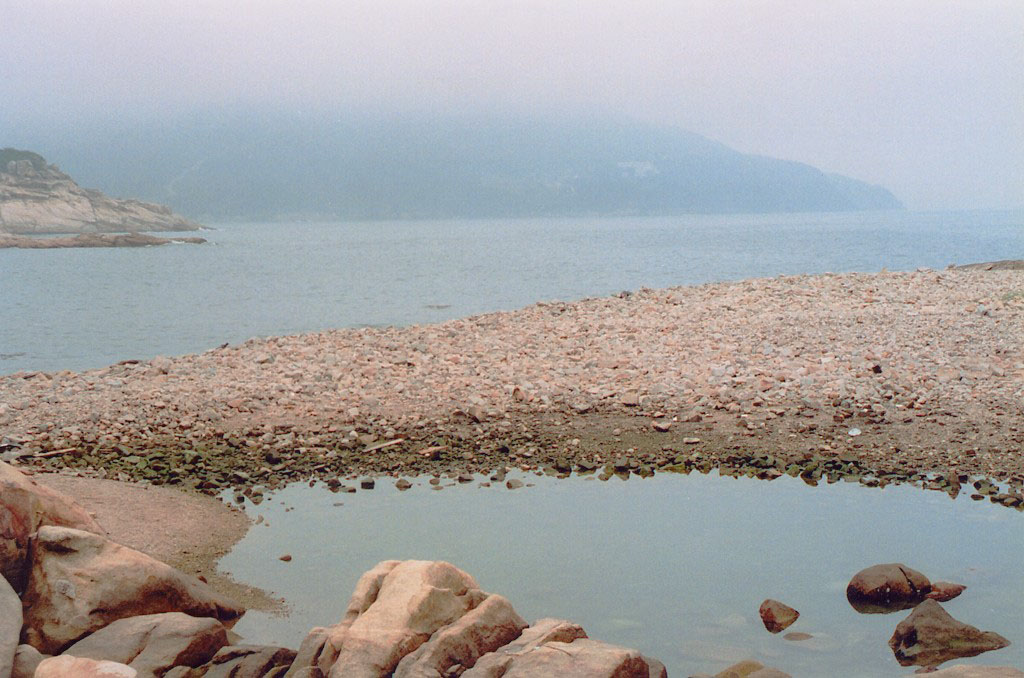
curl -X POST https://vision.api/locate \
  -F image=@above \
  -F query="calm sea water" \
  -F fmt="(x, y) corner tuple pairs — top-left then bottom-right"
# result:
(222, 472), (1024, 677)
(1, 210), (1021, 374)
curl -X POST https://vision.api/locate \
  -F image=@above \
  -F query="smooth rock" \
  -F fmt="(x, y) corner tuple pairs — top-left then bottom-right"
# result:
(927, 581), (968, 602)
(846, 563), (931, 613)
(392, 594), (527, 677)
(758, 599), (799, 633)
(63, 612), (228, 677)
(889, 599), (1010, 667)
(10, 645), (46, 678)
(199, 645), (297, 678)
(465, 638), (656, 677)
(35, 655), (138, 678)
(464, 618), (588, 676)
(322, 560), (487, 677)
(21, 526), (243, 653)
(1, 460), (104, 591)
(0, 574), (19, 678)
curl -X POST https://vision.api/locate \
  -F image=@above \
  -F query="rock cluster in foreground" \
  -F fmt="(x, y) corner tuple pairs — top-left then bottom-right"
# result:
(0, 148), (201, 235)
(1, 461), (667, 678)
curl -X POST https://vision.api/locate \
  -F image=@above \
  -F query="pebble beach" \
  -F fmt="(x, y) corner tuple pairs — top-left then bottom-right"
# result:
(2, 265), (1023, 497)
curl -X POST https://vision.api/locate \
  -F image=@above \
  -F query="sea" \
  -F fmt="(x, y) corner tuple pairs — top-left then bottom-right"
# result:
(1, 209), (1021, 375)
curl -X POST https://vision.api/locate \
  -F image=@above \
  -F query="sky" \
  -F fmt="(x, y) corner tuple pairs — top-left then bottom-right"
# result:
(1, 0), (1022, 210)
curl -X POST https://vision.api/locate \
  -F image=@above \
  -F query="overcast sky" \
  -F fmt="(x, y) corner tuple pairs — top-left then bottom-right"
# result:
(2, 0), (1022, 209)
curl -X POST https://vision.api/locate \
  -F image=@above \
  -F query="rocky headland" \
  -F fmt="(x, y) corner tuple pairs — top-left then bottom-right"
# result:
(1, 266), (1022, 504)
(0, 148), (201, 235)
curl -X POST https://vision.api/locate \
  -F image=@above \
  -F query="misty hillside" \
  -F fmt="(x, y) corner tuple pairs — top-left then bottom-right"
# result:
(21, 114), (902, 220)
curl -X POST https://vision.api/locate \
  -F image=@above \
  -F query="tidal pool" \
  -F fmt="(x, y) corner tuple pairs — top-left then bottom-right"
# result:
(219, 472), (1024, 676)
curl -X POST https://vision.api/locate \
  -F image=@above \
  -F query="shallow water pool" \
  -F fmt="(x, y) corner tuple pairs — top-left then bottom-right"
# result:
(219, 471), (1024, 676)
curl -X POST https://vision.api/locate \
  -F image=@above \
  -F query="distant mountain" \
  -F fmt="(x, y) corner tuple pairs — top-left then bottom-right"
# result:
(0, 148), (201, 234)
(13, 114), (902, 220)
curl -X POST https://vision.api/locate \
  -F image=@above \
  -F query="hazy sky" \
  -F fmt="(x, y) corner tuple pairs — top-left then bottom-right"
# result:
(2, 0), (1022, 209)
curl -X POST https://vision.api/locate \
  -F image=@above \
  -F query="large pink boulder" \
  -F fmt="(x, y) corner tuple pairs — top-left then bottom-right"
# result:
(286, 560), (668, 678)
(21, 526), (243, 654)
(321, 560), (512, 678)
(0, 461), (103, 591)
(35, 655), (137, 678)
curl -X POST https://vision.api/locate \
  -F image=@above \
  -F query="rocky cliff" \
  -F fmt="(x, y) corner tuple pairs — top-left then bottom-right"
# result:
(0, 148), (201, 234)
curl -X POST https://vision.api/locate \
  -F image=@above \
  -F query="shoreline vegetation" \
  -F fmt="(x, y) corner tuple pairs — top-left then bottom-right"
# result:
(1, 264), (1022, 507)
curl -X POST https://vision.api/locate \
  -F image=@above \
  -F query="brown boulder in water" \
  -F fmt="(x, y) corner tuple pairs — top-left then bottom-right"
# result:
(846, 563), (931, 613)
(889, 599), (1010, 668)
(758, 599), (799, 633)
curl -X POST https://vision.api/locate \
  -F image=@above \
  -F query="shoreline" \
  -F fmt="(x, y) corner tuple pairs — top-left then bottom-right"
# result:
(1, 266), (1022, 500)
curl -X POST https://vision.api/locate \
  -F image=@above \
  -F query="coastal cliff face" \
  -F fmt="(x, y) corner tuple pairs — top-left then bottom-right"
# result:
(0, 149), (201, 234)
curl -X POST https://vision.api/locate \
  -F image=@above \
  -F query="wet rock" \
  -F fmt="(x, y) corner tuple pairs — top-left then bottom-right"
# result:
(199, 645), (297, 678)
(1, 574), (19, 678)
(714, 659), (791, 678)
(782, 632), (812, 641)
(360, 478), (375, 490)
(927, 581), (967, 602)
(758, 599), (799, 633)
(10, 645), (46, 678)
(395, 479), (412, 490)
(889, 599), (1010, 668)
(846, 563), (931, 613)
(35, 655), (137, 678)
(63, 612), (228, 677)
(21, 526), (243, 654)
(1, 460), (104, 591)
(505, 479), (523, 490)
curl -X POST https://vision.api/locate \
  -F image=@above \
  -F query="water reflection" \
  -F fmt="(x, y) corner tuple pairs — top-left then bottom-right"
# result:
(219, 471), (1023, 676)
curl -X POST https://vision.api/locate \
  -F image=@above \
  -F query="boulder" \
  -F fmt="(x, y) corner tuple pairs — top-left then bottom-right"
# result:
(21, 526), (243, 653)
(462, 638), (657, 677)
(10, 646), (46, 678)
(198, 645), (297, 678)
(889, 599), (1010, 667)
(1, 574), (19, 678)
(321, 560), (490, 677)
(465, 618), (588, 676)
(63, 612), (228, 677)
(1, 461), (103, 591)
(35, 655), (137, 678)
(846, 563), (931, 613)
(758, 599), (799, 633)
(392, 594), (527, 677)
(927, 667), (1024, 677)
(288, 561), (669, 678)
(284, 628), (330, 677)
(927, 581), (968, 602)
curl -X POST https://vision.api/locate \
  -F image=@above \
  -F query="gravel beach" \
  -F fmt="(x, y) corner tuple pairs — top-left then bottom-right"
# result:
(2, 266), (1022, 499)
